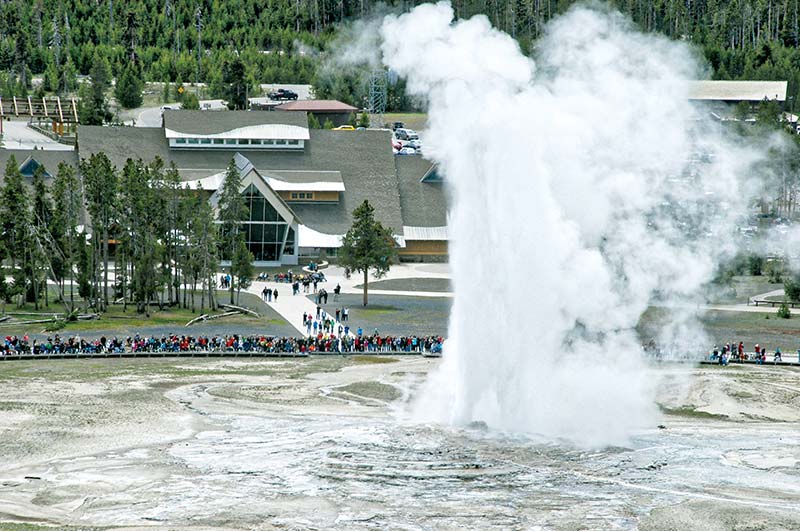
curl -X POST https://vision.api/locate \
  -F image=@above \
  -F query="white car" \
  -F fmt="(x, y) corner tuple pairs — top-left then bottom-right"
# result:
(397, 147), (417, 155)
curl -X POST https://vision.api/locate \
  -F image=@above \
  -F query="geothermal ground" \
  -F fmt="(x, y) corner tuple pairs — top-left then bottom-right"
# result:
(0, 357), (799, 531)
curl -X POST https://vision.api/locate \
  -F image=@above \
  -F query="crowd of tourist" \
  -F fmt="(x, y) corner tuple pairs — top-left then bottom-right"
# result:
(0, 332), (444, 356)
(708, 342), (793, 365)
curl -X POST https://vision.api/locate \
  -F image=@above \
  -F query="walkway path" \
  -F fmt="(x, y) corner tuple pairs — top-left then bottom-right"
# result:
(247, 280), (323, 335)
(243, 263), (452, 334)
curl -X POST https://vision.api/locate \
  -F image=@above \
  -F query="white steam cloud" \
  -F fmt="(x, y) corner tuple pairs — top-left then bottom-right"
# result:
(378, 2), (766, 447)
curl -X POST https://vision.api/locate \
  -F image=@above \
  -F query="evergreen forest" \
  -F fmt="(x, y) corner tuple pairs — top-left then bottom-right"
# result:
(2, 1), (800, 109)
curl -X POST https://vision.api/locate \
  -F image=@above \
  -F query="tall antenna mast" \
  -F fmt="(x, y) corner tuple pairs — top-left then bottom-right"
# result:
(195, 7), (203, 91)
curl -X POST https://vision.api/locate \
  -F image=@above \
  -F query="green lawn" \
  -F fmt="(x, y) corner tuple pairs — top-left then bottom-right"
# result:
(0, 291), (293, 338)
(639, 306), (800, 353)
(705, 275), (783, 304)
(355, 277), (451, 293)
(382, 112), (428, 131)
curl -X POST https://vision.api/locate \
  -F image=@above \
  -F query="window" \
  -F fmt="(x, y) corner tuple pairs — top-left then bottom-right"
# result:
(264, 139), (275, 145)
(226, 139), (237, 145)
(200, 138), (212, 144)
(234, 184), (290, 262)
(238, 139), (250, 145)
(291, 192), (298, 199)
(250, 139), (262, 145)
(284, 227), (296, 255)
(176, 138), (187, 144)
(188, 138), (199, 144)
(213, 138), (224, 145)
(276, 139), (287, 145)
(288, 139), (299, 145)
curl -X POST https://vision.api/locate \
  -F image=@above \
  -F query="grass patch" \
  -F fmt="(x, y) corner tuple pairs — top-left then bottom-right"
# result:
(359, 305), (399, 316)
(658, 405), (729, 420)
(382, 112), (428, 131)
(0, 291), (292, 337)
(351, 355), (398, 364)
(705, 275), (783, 305)
(356, 277), (451, 293)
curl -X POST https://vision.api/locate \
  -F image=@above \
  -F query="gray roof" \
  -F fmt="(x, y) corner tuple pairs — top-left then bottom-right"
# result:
(265, 170), (343, 184)
(77, 126), (404, 235)
(0, 149), (79, 184)
(78, 126), (168, 167)
(394, 155), (448, 228)
(163, 109), (309, 134)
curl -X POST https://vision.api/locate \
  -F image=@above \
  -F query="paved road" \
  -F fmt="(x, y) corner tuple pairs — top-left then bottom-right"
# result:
(0, 120), (74, 151)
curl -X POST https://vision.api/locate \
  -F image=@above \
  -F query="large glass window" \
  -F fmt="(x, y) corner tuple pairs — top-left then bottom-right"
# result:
(284, 227), (295, 255)
(236, 184), (290, 262)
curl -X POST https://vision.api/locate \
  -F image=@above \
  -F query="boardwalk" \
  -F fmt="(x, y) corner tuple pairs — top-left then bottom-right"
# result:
(0, 351), (432, 362)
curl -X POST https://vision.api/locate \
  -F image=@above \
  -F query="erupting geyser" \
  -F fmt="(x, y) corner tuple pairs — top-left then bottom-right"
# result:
(380, 2), (762, 447)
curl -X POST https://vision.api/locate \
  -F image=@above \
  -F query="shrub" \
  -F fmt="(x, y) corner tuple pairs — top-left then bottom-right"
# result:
(785, 275), (800, 301)
(778, 303), (791, 319)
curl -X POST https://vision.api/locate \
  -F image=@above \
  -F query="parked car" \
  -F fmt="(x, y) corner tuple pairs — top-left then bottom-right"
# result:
(397, 147), (417, 155)
(404, 139), (422, 150)
(392, 121), (405, 131)
(395, 128), (419, 141)
(332, 125), (355, 131)
(268, 88), (298, 101)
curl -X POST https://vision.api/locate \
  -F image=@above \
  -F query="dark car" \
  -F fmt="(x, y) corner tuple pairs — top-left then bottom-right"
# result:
(268, 88), (298, 101)
(392, 121), (405, 131)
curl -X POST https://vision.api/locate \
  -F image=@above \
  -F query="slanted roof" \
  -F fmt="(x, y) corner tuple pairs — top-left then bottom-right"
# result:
(0, 149), (78, 184)
(403, 225), (448, 241)
(163, 109), (309, 135)
(263, 170), (345, 192)
(78, 126), (168, 168)
(688, 80), (787, 102)
(77, 126), (403, 236)
(209, 153), (298, 225)
(19, 156), (52, 178)
(395, 155), (448, 229)
(276, 100), (358, 113)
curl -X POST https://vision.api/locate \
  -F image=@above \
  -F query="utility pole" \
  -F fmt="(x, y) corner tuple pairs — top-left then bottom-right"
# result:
(165, 0), (177, 59)
(195, 7), (203, 92)
(51, 14), (61, 93)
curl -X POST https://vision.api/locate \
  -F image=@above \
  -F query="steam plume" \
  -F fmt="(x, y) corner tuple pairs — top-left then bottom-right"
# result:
(380, 2), (763, 447)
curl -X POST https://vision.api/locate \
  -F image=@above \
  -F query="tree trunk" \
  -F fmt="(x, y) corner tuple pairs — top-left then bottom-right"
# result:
(363, 269), (368, 306)
(102, 224), (109, 311)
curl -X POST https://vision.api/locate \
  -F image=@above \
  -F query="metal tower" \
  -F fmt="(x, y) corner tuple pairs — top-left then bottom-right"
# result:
(367, 70), (388, 125)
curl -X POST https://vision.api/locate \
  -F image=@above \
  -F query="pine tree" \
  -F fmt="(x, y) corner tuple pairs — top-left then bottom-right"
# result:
(80, 50), (112, 125)
(339, 200), (396, 306)
(232, 239), (254, 304)
(115, 62), (144, 108)
(216, 159), (248, 304)
(52, 162), (81, 311)
(0, 156), (31, 307)
(223, 56), (248, 110)
(81, 152), (117, 311)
